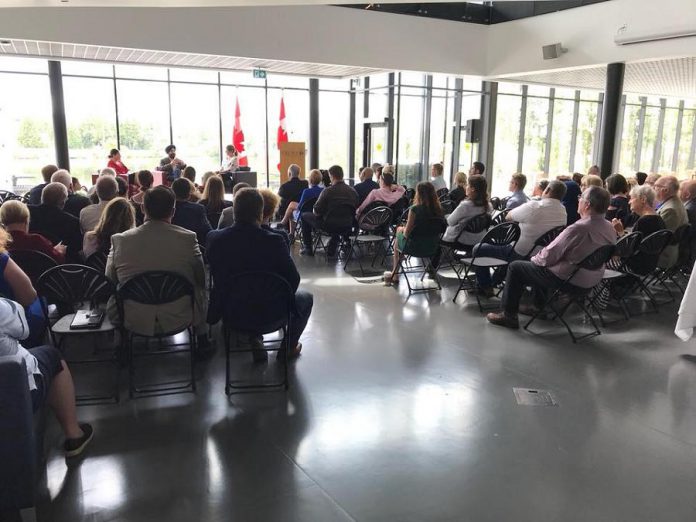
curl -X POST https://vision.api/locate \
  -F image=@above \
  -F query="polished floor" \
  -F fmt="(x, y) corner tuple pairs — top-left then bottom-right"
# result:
(36, 249), (696, 522)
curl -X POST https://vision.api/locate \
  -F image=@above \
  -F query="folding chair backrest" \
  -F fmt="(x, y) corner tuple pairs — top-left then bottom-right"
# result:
(322, 204), (355, 232)
(638, 229), (673, 256)
(298, 196), (318, 214)
(577, 244), (616, 271)
(0, 191), (19, 204)
(491, 209), (510, 226)
(404, 188), (415, 203)
(489, 197), (501, 211)
(221, 271), (294, 334)
(673, 223), (692, 267)
(359, 206), (393, 232)
(440, 199), (454, 215)
(85, 251), (108, 274)
(117, 271), (193, 306)
(37, 264), (115, 309)
(672, 223), (691, 245)
(390, 197), (410, 225)
(361, 200), (389, 215)
(9, 249), (58, 286)
(463, 212), (491, 234)
(532, 225), (565, 250)
(614, 231), (643, 260)
(436, 188), (449, 199)
(479, 222), (520, 247)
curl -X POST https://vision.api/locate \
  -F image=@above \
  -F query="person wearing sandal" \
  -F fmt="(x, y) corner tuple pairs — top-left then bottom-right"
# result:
(0, 298), (93, 458)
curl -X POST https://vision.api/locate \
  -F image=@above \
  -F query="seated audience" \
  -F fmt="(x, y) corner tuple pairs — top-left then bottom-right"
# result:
(87, 167), (117, 203)
(27, 164), (59, 206)
(183, 166), (201, 199)
(442, 175), (491, 244)
(278, 164), (308, 218)
(29, 182), (82, 261)
(449, 172), (468, 207)
(218, 182), (251, 229)
(354, 167), (380, 204)
(571, 172), (584, 185)
(371, 162), (383, 182)
(469, 161), (485, 177)
(654, 175), (688, 268)
(645, 173), (661, 188)
(561, 179), (582, 225)
(171, 178), (212, 245)
(475, 179), (568, 294)
(581, 174), (604, 190)
(83, 198), (135, 259)
(71, 177), (85, 196)
(220, 144), (239, 174)
(679, 179), (696, 225)
(0, 298), (93, 457)
(158, 144), (186, 182)
(51, 169), (90, 219)
(106, 186), (208, 346)
(107, 148), (129, 175)
(0, 200), (66, 264)
(487, 186), (616, 329)
(200, 176), (232, 227)
(300, 165), (359, 257)
(385, 181), (443, 285)
(320, 169), (331, 188)
(430, 162), (447, 192)
(279, 169), (323, 234)
(612, 185), (665, 275)
(259, 189), (290, 248)
(635, 171), (648, 186)
(605, 173), (630, 225)
(80, 176), (119, 234)
(131, 170), (154, 205)
(505, 173), (530, 210)
(356, 172), (406, 217)
(587, 165), (601, 177)
(115, 176), (128, 198)
(207, 188), (313, 360)
(200, 171), (216, 191)
(531, 179), (549, 200)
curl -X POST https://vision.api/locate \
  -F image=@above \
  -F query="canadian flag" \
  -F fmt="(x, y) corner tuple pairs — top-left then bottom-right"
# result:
(277, 96), (288, 172)
(232, 97), (248, 167)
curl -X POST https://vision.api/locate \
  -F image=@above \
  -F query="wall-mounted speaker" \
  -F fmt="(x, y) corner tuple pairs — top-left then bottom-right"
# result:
(542, 43), (567, 60)
(465, 119), (482, 143)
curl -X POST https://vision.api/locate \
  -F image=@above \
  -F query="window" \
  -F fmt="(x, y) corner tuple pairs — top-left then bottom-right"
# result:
(170, 83), (220, 174)
(0, 72), (54, 192)
(319, 91), (350, 172)
(548, 95), (575, 176)
(640, 99), (661, 173)
(619, 98), (642, 175)
(492, 94), (522, 196)
(677, 109), (696, 175)
(658, 106), (680, 173)
(115, 79), (170, 171)
(574, 98), (599, 173)
(63, 76), (118, 181)
(114, 64), (167, 81)
(169, 68), (217, 84)
(267, 88), (309, 190)
(397, 87), (424, 187)
(522, 93), (550, 186)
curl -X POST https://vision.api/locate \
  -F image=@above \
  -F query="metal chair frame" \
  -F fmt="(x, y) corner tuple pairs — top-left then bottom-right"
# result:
(396, 217), (447, 295)
(344, 206), (393, 276)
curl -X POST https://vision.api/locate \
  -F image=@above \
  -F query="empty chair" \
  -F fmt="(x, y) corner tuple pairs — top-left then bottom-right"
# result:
(344, 206), (393, 276)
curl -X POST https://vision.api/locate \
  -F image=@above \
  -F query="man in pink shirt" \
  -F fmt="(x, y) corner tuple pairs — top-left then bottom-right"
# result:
(355, 173), (406, 217)
(487, 186), (616, 329)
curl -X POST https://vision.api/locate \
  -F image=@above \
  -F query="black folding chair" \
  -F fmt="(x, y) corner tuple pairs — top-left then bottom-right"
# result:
(36, 264), (119, 403)
(490, 208), (511, 226)
(0, 190), (20, 204)
(312, 204), (355, 260)
(290, 196), (318, 244)
(396, 217), (447, 295)
(652, 223), (692, 298)
(520, 225), (566, 259)
(524, 244), (615, 343)
(619, 229), (673, 311)
(344, 206), (393, 275)
(489, 197), (502, 211)
(404, 188), (415, 203)
(440, 199), (455, 215)
(117, 271), (197, 398)
(220, 271), (294, 394)
(390, 197), (410, 227)
(85, 251), (108, 273)
(436, 188), (449, 199)
(438, 212), (492, 278)
(452, 222), (521, 311)
(9, 249), (58, 287)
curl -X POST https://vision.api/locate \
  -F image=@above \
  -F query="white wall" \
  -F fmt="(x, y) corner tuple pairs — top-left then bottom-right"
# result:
(0, 6), (488, 76)
(486, 0), (696, 77)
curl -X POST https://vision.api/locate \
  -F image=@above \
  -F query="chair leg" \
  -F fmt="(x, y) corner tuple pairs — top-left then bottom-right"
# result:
(128, 333), (135, 399)
(189, 328), (197, 393)
(224, 327), (231, 396)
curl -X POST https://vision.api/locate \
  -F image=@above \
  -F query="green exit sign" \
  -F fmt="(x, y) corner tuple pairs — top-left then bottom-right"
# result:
(253, 69), (267, 79)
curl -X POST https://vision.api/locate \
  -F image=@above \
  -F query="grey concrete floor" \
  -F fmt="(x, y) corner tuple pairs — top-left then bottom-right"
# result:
(36, 250), (696, 521)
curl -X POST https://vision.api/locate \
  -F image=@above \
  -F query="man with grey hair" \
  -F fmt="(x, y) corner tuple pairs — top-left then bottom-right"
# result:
(80, 176), (119, 233)
(679, 179), (696, 225)
(51, 169), (90, 218)
(474, 179), (568, 293)
(487, 186), (615, 329)
(655, 175), (688, 268)
(353, 167), (379, 204)
(28, 182), (82, 261)
(277, 163), (308, 219)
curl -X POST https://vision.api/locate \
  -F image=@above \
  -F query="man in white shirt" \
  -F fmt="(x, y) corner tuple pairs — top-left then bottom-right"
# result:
(80, 175), (118, 233)
(505, 173), (530, 210)
(430, 162), (447, 192)
(474, 179), (567, 293)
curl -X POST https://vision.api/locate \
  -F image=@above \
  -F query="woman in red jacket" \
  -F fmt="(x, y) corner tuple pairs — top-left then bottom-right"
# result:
(0, 200), (66, 264)
(107, 148), (129, 175)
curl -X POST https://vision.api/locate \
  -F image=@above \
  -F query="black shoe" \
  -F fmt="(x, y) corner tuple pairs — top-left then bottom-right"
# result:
(195, 335), (216, 361)
(300, 247), (314, 256)
(64, 423), (94, 458)
(681, 354), (696, 364)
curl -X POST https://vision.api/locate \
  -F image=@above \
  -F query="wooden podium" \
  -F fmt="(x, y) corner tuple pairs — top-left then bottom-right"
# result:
(279, 142), (306, 184)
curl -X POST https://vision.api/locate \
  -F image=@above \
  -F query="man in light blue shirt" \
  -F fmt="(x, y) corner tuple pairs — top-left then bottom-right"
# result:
(505, 173), (530, 210)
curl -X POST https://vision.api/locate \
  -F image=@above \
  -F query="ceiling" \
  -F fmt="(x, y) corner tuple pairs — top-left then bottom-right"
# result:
(497, 57), (696, 100)
(0, 38), (383, 78)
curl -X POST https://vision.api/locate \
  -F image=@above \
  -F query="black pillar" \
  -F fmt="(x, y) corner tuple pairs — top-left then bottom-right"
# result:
(48, 60), (69, 170)
(598, 62), (625, 179)
(309, 78), (319, 170)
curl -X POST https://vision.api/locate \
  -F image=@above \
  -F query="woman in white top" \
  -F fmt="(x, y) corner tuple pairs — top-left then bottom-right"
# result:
(220, 144), (239, 174)
(442, 175), (491, 244)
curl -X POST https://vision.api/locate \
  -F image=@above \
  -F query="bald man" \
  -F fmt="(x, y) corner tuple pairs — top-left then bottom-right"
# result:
(28, 182), (82, 261)
(51, 169), (90, 219)
(679, 180), (696, 225)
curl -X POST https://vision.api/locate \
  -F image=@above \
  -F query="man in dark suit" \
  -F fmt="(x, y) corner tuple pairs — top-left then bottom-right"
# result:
(26, 164), (58, 205)
(171, 178), (212, 246)
(300, 165), (359, 257)
(158, 144), (187, 182)
(207, 188), (313, 361)
(28, 182), (82, 262)
(353, 167), (379, 205)
(51, 169), (90, 219)
(277, 164), (308, 218)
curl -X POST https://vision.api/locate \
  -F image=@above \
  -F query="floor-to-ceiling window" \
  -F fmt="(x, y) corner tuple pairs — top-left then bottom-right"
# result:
(319, 78), (351, 173)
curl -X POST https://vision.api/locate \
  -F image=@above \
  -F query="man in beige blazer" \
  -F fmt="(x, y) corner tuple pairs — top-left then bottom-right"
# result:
(106, 186), (208, 343)
(655, 175), (688, 269)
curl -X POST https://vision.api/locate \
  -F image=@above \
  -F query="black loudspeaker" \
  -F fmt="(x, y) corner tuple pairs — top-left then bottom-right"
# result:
(465, 119), (482, 143)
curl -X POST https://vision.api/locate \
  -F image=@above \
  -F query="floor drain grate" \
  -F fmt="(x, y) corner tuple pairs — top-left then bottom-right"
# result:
(513, 388), (558, 407)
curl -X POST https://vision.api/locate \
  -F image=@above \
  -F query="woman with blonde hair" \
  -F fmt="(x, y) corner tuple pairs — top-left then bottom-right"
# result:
(0, 200), (66, 263)
(200, 175), (232, 227)
(259, 188), (290, 248)
(83, 197), (135, 259)
(581, 174), (604, 190)
(449, 171), (468, 206)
